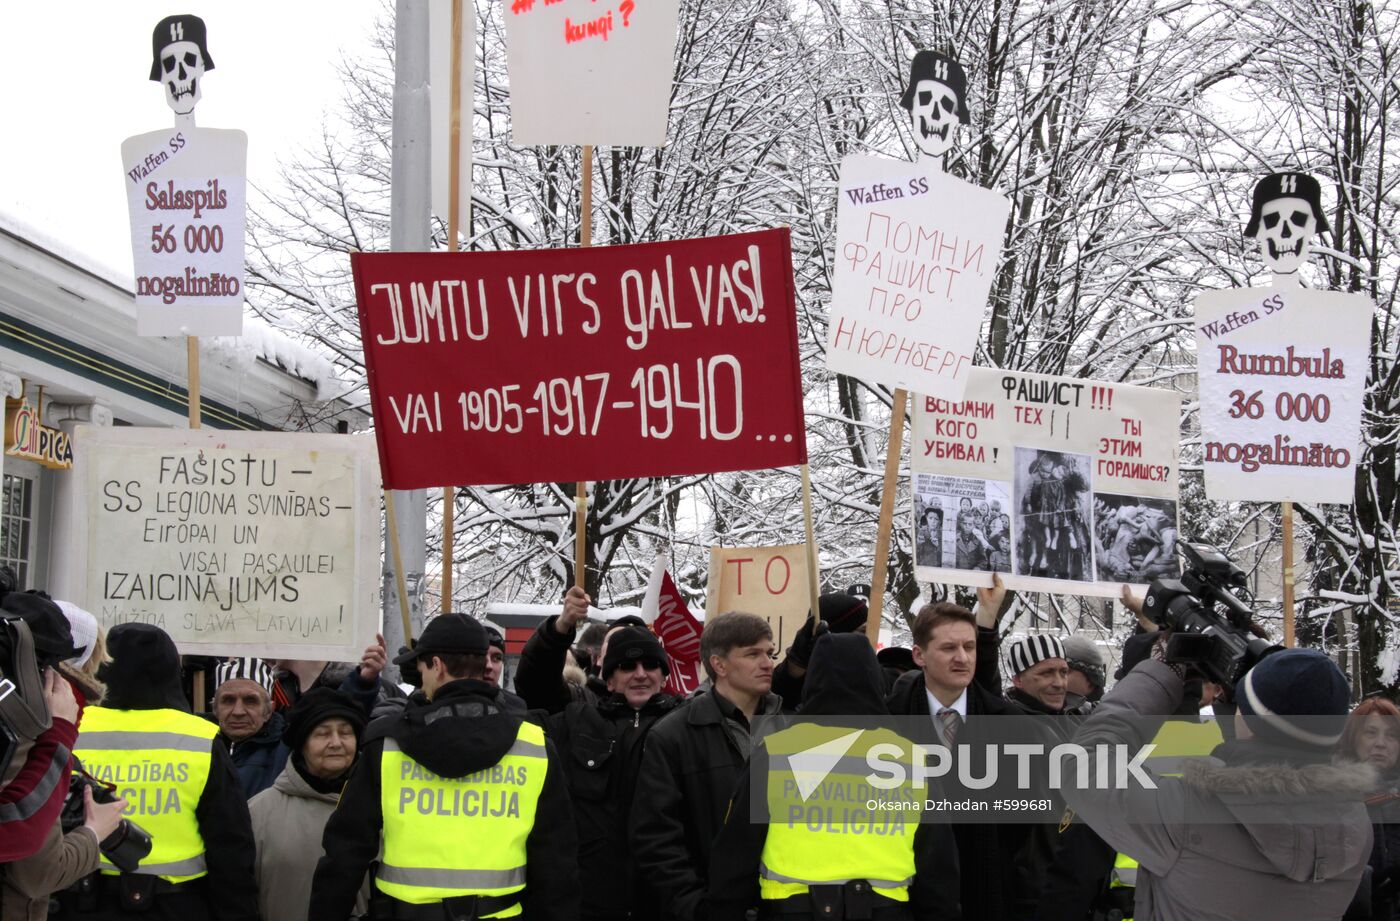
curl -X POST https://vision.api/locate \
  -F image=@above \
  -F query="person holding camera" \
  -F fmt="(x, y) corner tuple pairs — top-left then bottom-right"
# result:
(72, 623), (257, 921)
(1, 596), (130, 921)
(1063, 637), (1373, 921)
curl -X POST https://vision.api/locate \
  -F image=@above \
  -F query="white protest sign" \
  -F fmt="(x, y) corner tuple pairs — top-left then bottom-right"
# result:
(121, 126), (247, 337)
(911, 367), (1181, 597)
(706, 544), (810, 652)
(1195, 286), (1370, 504)
(63, 427), (379, 660)
(502, 0), (679, 146)
(826, 155), (1010, 399)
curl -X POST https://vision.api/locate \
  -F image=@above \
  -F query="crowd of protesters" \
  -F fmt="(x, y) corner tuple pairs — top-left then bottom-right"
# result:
(2, 569), (1399, 921)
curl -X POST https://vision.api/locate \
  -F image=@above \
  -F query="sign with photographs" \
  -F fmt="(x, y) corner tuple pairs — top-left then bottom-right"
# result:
(910, 368), (1181, 597)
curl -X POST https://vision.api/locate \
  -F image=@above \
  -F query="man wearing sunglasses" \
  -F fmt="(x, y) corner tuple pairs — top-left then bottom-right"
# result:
(521, 587), (682, 921)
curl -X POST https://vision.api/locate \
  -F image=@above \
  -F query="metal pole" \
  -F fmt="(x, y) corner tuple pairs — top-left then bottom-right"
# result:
(382, 0), (433, 681)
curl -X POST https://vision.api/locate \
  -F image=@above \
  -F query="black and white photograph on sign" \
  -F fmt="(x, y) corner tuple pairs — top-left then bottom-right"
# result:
(912, 473), (1012, 573)
(1093, 494), (1181, 583)
(1013, 448), (1093, 581)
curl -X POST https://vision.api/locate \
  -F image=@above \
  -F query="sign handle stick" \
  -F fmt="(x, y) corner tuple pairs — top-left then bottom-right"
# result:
(440, 0), (465, 615)
(573, 145), (594, 593)
(1282, 500), (1295, 647)
(866, 387), (907, 649)
(800, 463), (821, 622)
(186, 336), (205, 710)
(385, 490), (415, 648)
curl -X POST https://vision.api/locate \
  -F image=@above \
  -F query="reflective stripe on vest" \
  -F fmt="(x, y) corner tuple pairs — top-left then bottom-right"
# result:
(378, 720), (548, 918)
(74, 707), (216, 883)
(1110, 718), (1224, 911)
(758, 724), (921, 903)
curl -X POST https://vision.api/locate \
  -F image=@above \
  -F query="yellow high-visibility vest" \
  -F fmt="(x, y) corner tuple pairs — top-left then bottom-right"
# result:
(377, 720), (548, 918)
(74, 706), (217, 883)
(759, 723), (923, 904)
(1110, 718), (1225, 908)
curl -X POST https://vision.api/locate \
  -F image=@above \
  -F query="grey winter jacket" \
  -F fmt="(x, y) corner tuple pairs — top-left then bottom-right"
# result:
(249, 760), (368, 921)
(1064, 659), (1374, 921)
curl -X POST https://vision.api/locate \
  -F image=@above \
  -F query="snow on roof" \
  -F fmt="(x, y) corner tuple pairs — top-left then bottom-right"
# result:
(0, 209), (348, 400)
(206, 315), (348, 402)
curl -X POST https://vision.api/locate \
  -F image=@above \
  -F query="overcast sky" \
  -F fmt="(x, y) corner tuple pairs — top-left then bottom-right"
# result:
(0, 2), (382, 280)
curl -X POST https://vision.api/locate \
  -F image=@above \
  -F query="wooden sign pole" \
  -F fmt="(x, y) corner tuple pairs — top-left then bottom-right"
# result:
(441, 0), (464, 615)
(574, 145), (593, 592)
(385, 490), (416, 649)
(800, 463), (821, 622)
(1282, 500), (1295, 646)
(187, 335), (205, 709)
(865, 387), (907, 648)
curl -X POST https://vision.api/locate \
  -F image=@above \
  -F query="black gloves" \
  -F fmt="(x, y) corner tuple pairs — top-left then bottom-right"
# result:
(786, 614), (830, 669)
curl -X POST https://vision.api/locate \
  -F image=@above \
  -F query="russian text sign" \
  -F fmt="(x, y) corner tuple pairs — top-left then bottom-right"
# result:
(503, 0), (679, 146)
(62, 427), (380, 660)
(121, 126), (247, 336)
(352, 228), (806, 489)
(706, 544), (810, 652)
(1194, 286), (1370, 504)
(911, 368), (1181, 596)
(826, 156), (1010, 399)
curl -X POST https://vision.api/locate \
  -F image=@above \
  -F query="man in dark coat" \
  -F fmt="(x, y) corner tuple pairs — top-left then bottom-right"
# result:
(631, 611), (784, 921)
(516, 586), (682, 921)
(708, 633), (960, 921)
(212, 677), (285, 798)
(885, 593), (1043, 921)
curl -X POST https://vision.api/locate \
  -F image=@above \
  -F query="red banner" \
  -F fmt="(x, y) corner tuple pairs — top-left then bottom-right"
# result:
(352, 229), (806, 488)
(652, 569), (703, 697)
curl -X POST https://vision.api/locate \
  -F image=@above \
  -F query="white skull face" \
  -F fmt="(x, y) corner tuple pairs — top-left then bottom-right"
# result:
(910, 79), (959, 158)
(160, 40), (204, 115)
(1254, 196), (1315, 274)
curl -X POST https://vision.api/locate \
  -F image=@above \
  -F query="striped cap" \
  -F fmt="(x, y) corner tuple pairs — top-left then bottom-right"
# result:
(214, 657), (273, 690)
(1006, 634), (1066, 676)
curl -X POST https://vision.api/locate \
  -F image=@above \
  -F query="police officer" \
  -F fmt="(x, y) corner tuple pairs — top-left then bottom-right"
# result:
(309, 613), (578, 921)
(74, 623), (257, 921)
(707, 634), (960, 921)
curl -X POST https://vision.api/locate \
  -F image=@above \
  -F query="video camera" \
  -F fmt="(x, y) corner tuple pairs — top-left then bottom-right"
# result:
(60, 768), (153, 873)
(1142, 541), (1281, 687)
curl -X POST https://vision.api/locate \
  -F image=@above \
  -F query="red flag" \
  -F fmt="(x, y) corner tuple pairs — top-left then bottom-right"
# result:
(653, 570), (703, 697)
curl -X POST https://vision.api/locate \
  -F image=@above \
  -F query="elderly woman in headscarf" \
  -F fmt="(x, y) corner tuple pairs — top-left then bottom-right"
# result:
(248, 687), (368, 921)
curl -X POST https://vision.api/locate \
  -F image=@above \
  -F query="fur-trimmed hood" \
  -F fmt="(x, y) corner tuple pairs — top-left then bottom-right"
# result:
(1181, 754), (1375, 883)
(1182, 756), (1378, 799)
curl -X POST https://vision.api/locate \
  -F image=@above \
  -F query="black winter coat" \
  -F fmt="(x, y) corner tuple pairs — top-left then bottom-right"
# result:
(223, 710), (286, 799)
(308, 679), (579, 921)
(630, 688), (784, 921)
(886, 668), (1033, 921)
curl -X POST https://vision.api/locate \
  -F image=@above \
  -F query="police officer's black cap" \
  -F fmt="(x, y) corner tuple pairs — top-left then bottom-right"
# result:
(1245, 171), (1329, 237)
(149, 14), (216, 82)
(899, 50), (971, 125)
(393, 613), (489, 665)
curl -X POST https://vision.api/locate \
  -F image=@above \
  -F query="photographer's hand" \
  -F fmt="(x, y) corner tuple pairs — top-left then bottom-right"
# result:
(82, 785), (127, 842)
(45, 668), (79, 726)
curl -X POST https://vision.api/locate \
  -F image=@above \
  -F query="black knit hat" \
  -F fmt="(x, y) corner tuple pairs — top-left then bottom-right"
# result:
(281, 687), (365, 754)
(899, 51), (971, 125)
(149, 14), (216, 81)
(819, 593), (868, 634)
(99, 623), (187, 710)
(1235, 648), (1350, 749)
(1245, 171), (1329, 237)
(602, 627), (669, 679)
